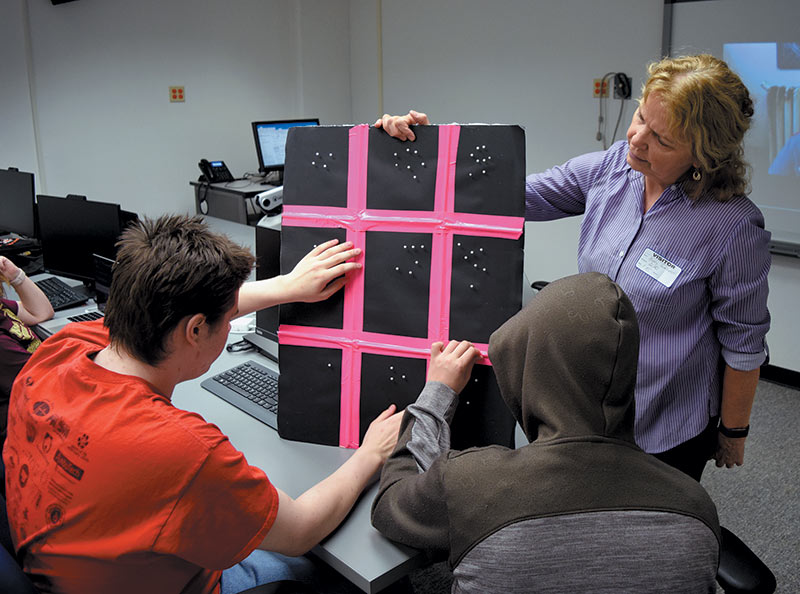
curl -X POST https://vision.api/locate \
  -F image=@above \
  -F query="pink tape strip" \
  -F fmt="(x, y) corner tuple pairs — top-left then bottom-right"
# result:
(428, 125), (460, 342)
(282, 205), (523, 241)
(279, 325), (492, 364)
(338, 124), (371, 448)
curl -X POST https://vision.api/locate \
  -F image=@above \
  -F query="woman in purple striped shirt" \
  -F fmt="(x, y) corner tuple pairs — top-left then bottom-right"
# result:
(376, 54), (771, 482)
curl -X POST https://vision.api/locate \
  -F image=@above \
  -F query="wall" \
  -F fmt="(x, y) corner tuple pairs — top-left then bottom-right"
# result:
(2, 0), (352, 218)
(373, 0), (662, 284)
(0, 1), (39, 174)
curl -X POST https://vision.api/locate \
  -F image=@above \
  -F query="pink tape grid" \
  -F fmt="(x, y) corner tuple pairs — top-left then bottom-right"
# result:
(280, 124), (523, 448)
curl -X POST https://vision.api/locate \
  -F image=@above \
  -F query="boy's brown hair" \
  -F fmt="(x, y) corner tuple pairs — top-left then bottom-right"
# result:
(103, 215), (254, 365)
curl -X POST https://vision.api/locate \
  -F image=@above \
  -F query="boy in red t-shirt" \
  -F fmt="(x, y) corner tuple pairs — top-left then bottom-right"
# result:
(3, 215), (402, 594)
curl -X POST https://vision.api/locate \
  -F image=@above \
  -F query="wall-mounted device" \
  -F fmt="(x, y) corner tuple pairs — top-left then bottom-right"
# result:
(198, 159), (234, 184)
(614, 73), (632, 99)
(596, 71), (632, 149)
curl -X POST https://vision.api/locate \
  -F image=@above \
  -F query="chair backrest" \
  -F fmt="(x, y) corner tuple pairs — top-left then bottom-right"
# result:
(0, 493), (39, 594)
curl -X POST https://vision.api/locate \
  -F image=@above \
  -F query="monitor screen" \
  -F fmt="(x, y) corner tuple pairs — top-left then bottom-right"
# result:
(252, 119), (319, 173)
(0, 168), (35, 237)
(37, 195), (122, 283)
(243, 225), (281, 362)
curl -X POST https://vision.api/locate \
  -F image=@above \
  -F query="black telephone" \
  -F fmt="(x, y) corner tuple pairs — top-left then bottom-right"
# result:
(198, 159), (234, 184)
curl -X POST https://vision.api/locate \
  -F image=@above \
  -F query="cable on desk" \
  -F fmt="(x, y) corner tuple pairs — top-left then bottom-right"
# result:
(226, 339), (256, 353)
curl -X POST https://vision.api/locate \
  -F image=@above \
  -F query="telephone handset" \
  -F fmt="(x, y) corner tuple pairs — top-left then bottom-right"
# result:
(198, 159), (234, 184)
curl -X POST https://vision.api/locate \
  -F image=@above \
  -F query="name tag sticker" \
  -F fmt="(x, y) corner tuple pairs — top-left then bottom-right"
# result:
(635, 248), (681, 288)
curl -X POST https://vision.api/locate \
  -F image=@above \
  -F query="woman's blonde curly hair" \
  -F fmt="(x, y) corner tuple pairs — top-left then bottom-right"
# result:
(642, 54), (754, 201)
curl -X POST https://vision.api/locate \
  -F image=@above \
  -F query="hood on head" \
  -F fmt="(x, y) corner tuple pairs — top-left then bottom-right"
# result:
(488, 272), (639, 444)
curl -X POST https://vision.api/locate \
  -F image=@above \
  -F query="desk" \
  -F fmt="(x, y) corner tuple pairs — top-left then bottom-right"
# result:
(171, 339), (424, 593)
(191, 179), (275, 226)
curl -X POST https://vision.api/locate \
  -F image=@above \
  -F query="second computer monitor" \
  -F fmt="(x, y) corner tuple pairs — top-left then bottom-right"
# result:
(37, 195), (122, 283)
(0, 168), (36, 237)
(252, 118), (319, 174)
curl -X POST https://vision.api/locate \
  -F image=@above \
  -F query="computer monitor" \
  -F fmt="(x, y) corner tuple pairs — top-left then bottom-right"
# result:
(243, 225), (281, 362)
(251, 119), (319, 175)
(92, 253), (115, 310)
(37, 195), (122, 283)
(0, 168), (36, 237)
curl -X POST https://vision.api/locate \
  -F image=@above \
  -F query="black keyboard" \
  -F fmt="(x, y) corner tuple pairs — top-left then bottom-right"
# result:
(201, 360), (279, 430)
(67, 310), (104, 323)
(35, 277), (88, 311)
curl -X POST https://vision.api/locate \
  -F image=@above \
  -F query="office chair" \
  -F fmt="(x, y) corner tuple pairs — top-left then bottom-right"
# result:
(0, 493), (39, 594)
(717, 526), (777, 594)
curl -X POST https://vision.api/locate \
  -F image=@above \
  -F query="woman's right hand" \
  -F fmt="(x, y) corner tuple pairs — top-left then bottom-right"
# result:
(374, 109), (430, 141)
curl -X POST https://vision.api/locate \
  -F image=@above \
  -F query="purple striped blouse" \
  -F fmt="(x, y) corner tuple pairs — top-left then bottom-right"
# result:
(525, 141), (771, 453)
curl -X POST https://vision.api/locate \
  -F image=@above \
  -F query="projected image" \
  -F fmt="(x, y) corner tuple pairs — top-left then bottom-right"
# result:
(725, 43), (800, 177)
(725, 42), (800, 246)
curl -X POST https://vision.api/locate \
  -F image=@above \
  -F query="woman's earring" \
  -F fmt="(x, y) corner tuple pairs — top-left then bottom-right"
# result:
(692, 168), (701, 181)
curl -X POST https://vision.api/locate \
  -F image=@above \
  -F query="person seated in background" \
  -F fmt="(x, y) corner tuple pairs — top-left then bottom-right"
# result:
(3, 214), (402, 594)
(0, 255), (54, 444)
(371, 272), (721, 593)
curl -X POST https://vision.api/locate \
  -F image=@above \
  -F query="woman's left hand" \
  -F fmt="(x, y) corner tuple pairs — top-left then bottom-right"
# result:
(713, 433), (746, 468)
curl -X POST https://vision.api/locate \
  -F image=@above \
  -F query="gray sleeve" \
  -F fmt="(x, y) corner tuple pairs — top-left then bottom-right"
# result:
(406, 381), (459, 472)
(370, 381), (457, 558)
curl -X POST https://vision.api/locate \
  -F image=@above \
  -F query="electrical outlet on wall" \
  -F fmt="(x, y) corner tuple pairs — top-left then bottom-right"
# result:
(169, 86), (185, 102)
(593, 78), (609, 98)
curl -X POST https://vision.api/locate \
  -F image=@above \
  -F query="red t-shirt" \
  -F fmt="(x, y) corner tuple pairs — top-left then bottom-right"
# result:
(3, 320), (279, 594)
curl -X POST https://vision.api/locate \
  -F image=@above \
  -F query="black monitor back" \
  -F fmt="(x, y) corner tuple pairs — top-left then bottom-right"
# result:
(243, 225), (281, 361)
(92, 253), (115, 309)
(0, 168), (36, 237)
(37, 195), (122, 283)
